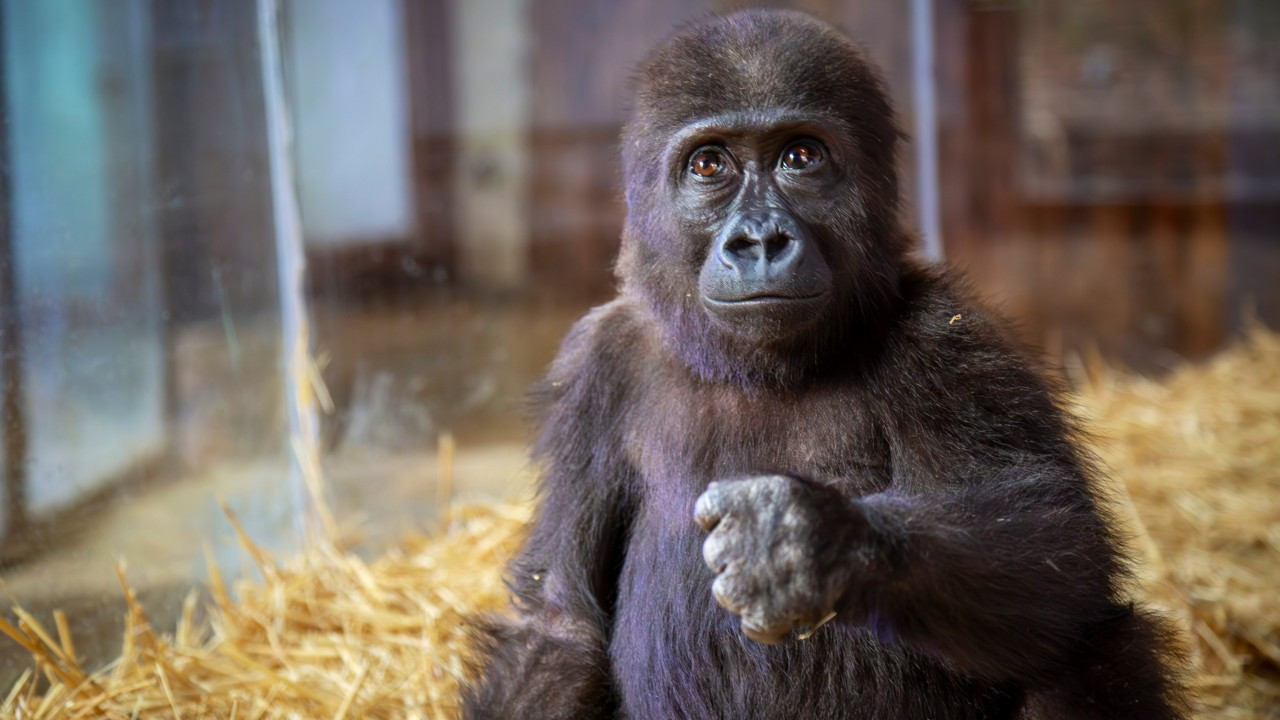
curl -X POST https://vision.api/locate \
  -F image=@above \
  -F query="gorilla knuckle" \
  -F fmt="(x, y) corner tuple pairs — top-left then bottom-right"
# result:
(693, 490), (726, 530)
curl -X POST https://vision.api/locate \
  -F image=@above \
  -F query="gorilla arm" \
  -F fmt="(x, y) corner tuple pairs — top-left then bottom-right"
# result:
(695, 288), (1185, 717)
(464, 312), (635, 720)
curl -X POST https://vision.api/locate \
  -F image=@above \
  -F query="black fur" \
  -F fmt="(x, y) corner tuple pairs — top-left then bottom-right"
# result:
(464, 10), (1187, 719)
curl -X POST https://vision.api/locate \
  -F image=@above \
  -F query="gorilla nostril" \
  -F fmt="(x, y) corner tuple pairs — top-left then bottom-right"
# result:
(725, 237), (755, 260)
(763, 235), (791, 262)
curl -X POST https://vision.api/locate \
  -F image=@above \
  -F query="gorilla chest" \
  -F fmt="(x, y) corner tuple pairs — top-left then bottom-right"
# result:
(610, 384), (1002, 720)
(628, 381), (890, 499)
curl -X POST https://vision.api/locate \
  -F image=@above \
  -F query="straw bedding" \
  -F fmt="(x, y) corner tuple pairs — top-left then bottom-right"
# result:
(3, 330), (1279, 719)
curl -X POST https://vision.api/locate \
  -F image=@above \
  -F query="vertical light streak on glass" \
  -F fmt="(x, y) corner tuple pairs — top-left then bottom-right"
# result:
(256, 0), (331, 540)
(912, 0), (944, 261)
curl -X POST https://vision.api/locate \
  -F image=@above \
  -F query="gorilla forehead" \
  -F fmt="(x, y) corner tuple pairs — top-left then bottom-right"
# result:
(627, 10), (892, 145)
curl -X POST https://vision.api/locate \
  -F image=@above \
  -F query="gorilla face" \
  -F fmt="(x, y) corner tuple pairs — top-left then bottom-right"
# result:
(674, 111), (839, 343)
(617, 10), (908, 385)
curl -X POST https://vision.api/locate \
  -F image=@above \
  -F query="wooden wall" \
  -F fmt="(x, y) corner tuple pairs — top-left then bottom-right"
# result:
(523, 0), (916, 297)
(935, 1), (1280, 364)
(316, 0), (1280, 364)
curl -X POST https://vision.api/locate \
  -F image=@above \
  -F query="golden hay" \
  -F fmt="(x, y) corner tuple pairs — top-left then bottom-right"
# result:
(2, 502), (530, 720)
(3, 329), (1280, 719)
(1074, 327), (1280, 718)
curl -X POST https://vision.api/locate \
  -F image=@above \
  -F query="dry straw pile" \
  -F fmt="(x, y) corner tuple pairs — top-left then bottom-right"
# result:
(2, 501), (530, 720)
(1073, 327), (1280, 718)
(3, 329), (1279, 719)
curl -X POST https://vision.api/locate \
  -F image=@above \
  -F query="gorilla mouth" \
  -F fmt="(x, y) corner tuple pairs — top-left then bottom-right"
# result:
(702, 291), (828, 305)
(700, 291), (831, 336)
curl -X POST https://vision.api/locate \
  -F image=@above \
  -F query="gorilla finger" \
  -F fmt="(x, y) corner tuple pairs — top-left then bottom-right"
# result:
(701, 528), (736, 572)
(694, 482), (731, 530)
(711, 573), (750, 614)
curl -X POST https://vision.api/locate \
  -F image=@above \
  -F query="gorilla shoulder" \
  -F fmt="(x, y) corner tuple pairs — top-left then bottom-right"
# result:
(539, 298), (654, 404)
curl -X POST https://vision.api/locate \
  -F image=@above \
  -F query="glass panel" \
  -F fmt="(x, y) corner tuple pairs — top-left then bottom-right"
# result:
(5, 0), (164, 521)
(0, 0), (296, 684)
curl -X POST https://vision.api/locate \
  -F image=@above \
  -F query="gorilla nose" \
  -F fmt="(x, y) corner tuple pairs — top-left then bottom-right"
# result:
(716, 217), (804, 279)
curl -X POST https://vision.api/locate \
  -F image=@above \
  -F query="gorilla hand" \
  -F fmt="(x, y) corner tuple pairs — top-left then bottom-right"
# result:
(694, 475), (869, 644)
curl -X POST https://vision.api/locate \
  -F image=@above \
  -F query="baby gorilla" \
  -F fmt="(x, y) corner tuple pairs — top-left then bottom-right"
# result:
(465, 9), (1187, 720)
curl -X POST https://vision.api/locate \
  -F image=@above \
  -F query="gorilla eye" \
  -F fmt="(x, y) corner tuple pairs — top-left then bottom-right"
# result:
(780, 142), (823, 171)
(689, 149), (727, 179)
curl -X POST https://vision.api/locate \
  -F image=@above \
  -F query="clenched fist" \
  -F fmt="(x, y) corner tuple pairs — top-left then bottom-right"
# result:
(694, 475), (870, 644)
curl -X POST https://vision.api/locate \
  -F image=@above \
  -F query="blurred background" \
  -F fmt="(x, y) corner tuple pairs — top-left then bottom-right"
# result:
(0, 0), (1277, 681)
